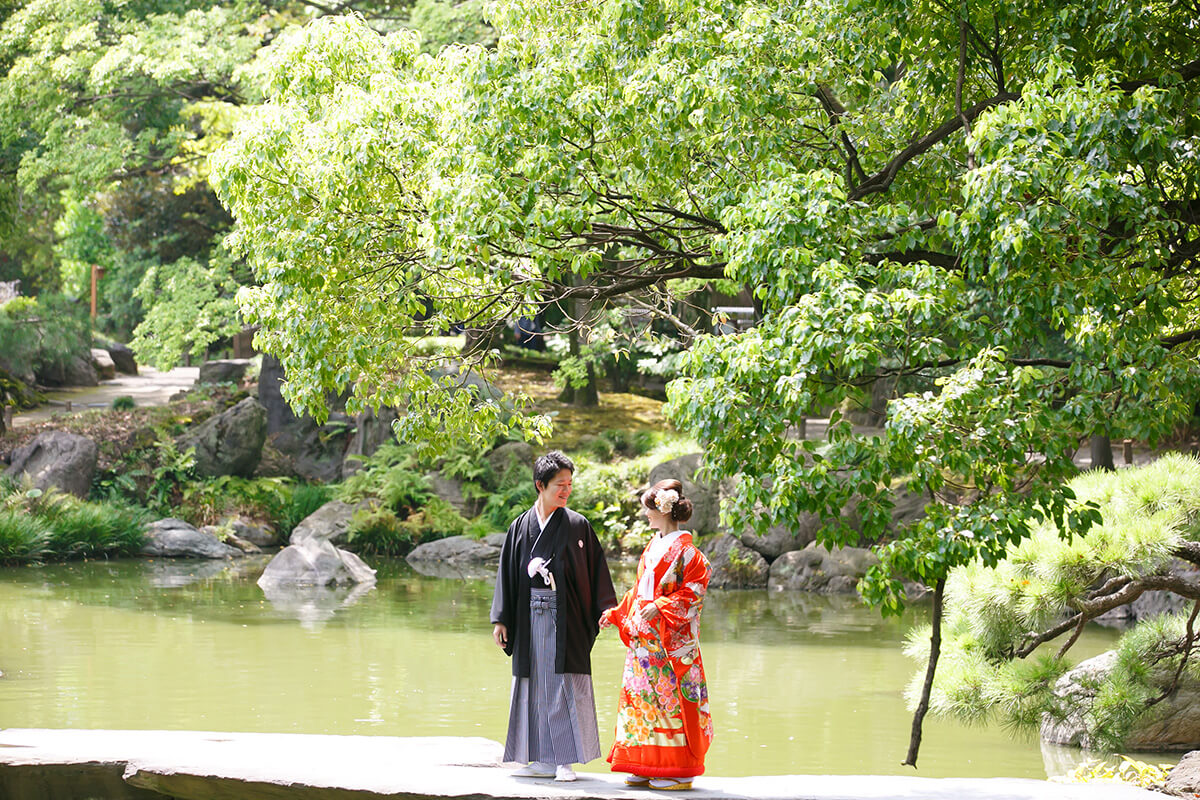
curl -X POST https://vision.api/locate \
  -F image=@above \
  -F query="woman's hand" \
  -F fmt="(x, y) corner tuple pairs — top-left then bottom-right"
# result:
(493, 623), (508, 649)
(599, 609), (613, 629)
(635, 603), (660, 627)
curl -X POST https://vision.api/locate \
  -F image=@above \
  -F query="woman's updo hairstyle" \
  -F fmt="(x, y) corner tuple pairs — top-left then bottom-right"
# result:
(640, 479), (694, 523)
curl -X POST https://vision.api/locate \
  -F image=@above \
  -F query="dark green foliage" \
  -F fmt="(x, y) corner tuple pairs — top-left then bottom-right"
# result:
(111, 395), (136, 411)
(0, 294), (90, 379)
(480, 483), (537, 530)
(0, 484), (145, 563)
(278, 483), (333, 540)
(37, 498), (148, 558)
(379, 467), (432, 515)
(400, 496), (467, 541)
(345, 496), (464, 556)
(346, 505), (412, 556)
(0, 509), (51, 563)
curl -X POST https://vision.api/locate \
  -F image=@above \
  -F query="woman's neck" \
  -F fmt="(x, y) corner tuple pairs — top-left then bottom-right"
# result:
(658, 523), (680, 536)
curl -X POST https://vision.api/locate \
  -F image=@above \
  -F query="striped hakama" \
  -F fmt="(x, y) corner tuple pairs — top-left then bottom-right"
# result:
(504, 588), (602, 765)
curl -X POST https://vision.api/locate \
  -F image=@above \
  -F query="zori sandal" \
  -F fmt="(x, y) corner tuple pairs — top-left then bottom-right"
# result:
(624, 775), (651, 787)
(649, 778), (693, 791)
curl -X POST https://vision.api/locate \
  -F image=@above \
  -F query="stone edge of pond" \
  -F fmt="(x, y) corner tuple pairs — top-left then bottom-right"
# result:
(0, 729), (1159, 800)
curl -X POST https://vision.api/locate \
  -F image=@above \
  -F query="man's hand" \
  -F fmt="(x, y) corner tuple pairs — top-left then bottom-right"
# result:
(493, 623), (508, 649)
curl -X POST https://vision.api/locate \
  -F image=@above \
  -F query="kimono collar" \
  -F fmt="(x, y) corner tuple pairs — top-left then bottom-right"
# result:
(638, 530), (689, 600)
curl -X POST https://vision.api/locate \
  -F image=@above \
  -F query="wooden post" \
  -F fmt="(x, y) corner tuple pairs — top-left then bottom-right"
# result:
(89, 264), (106, 320)
(1122, 439), (1133, 465)
(798, 416), (807, 440)
(65, 401), (72, 412)
(3, 405), (12, 429)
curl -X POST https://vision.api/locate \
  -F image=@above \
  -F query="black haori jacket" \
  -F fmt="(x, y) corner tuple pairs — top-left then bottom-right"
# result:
(490, 506), (616, 678)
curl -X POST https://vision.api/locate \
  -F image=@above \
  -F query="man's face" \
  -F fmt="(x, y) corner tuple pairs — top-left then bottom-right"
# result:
(539, 469), (573, 509)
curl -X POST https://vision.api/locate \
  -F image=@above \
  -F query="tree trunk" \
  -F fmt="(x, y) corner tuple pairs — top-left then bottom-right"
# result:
(904, 577), (946, 768)
(556, 329), (600, 407)
(1090, 435), (1115, 471)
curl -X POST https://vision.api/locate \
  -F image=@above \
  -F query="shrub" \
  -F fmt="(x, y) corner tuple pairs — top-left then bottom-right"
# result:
(39, 499), (147, 558)
(0, 486), (145, 562)
(346, 505), (413, 556)
(0, 294), (90, 379)
(179, 475), (292, 527)
(400, 496), (468, 542)
(111, 396), (136, 411)
(570, 456), (653, 552)
(379, 467), (432, 514)
(480, 483), (537, 530)
(278, 483), (333, 540)
(0, 510), (51, 563)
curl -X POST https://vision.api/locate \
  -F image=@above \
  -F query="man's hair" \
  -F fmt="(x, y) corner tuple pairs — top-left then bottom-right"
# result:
(533, 450), (575, 490)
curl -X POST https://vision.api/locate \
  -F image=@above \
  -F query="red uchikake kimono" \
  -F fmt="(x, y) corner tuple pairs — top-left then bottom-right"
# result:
(602, 531), (713, 778)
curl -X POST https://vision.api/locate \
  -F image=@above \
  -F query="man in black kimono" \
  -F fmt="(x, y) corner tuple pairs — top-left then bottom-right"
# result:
(491, 450), (616, 781)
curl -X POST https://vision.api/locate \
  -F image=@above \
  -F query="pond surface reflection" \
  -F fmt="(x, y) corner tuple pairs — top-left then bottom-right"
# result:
(0, 558), (1125, 778)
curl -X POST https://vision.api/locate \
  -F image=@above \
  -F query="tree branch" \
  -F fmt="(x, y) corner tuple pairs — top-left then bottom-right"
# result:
(850, 91), (1020, 201)
(1118, 57), (1200, 93)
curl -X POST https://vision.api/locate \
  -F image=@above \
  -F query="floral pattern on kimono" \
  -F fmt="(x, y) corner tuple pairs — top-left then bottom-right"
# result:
(601, 531), (713, 778)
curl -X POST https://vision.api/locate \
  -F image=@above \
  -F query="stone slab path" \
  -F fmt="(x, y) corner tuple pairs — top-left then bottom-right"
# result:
(0, 729), (1160, 800)
(12, 366), (199, 428)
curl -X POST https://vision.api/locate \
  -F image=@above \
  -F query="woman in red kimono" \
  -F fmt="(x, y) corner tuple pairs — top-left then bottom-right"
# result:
(601, 479), (713, 790)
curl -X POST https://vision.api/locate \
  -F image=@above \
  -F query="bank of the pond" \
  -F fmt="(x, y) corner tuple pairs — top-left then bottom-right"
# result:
(0, 729), (1161, 800)
(0, 558), (1147, 781)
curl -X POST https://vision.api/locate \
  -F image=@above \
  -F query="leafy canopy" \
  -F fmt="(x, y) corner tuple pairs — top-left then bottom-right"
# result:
(213, 0), (1200, 614)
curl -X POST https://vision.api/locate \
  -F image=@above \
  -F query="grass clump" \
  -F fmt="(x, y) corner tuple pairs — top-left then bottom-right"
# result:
(0, 509), (52, 563)
(0, 482), (146, 563)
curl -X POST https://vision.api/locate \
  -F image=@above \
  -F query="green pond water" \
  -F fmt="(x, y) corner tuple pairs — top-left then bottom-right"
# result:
(0, 557), (1142, 779)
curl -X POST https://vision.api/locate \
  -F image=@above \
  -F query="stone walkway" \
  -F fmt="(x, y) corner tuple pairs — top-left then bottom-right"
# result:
(12, 366), (199, 428)
(0, 730), (1160, 800)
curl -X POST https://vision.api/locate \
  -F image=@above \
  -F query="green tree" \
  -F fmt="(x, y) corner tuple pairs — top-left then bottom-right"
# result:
(212, 0), (1200, 761)
(912, 455), (1200, 751)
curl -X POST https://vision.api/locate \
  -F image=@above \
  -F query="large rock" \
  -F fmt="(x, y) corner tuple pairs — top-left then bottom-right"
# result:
(289, 499), (375, 545)
(258, 354), (299, 434)
(198, 359), (251, 385)
(141, 518), (242, 559)
(4, 431), (97, 498)
(739, 516), (825, 560)
(36, 353), (99, 387)
(406, 533), (505, 580)
(200, 524), (261, 554)
(1041, 650), (1200, 750)
(647, 453), (723, 535)
(767, 542), (879, 594)
(738, 485), (927, 560)
(90, 348), (116, 380)
(407, 534), (503, 565)
(1166, 751), (1200, 795)
(225, 518), (277, 547)
(702, 534), (769, 589)
(257, 537), (377, 588)
(341, 408), (399, 479)
(177, 397), (267, 477)
(270, 415), (354, 483)
(486, 441), (534, 485)
(105, 341), (138, 375)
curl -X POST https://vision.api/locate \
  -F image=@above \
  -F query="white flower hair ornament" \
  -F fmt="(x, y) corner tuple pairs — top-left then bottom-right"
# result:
(654, 489), (680, 516)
